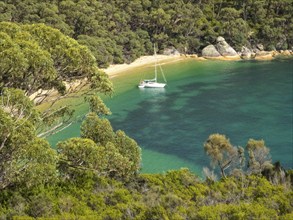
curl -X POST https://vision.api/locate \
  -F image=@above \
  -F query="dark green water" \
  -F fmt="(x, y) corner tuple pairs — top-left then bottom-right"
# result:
(48, 58), (293, 174)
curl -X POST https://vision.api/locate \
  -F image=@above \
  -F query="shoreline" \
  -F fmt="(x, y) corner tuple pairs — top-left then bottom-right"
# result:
(102, 51), (293, 77)
(102, 54), (183, 78)
(102, 54), (213, 78)
(31, 51), (292, 104)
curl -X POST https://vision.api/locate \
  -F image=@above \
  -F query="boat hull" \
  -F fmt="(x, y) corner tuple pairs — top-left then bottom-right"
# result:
(139, 82), (166, 88)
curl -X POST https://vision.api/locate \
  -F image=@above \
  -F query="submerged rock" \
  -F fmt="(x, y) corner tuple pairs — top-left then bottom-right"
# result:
(202, 45), (221, 57)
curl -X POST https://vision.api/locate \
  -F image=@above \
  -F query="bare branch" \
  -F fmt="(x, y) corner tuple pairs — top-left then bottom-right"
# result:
(37, 122), (63, 138)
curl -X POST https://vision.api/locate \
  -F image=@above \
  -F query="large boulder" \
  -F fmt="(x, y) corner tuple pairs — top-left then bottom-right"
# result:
(202, 45), (221, 57)
(215, 36), (238, 56)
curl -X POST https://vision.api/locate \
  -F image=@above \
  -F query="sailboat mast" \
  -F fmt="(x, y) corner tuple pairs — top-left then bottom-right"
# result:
(154, 44), (157, 82)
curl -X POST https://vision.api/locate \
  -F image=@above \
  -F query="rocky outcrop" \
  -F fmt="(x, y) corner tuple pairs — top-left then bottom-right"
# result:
(163, 47), (180, 55)
(241, 46), (253, 59)
(256, 43), (264, 51)
(215, 36), (238, 56)
(200, 36), (292, 61)
(254, 51), (274, 60)
(201, 37), (240, 59)
(280, 50), (291, 56)
(202, 45), (221, 57)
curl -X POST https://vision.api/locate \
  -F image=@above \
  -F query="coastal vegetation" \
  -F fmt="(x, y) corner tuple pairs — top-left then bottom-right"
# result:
(0, 89), (292, 218)
(0, 21), (113, 137)
(0, 0), (292, 219)
(0, 0), (292, 67)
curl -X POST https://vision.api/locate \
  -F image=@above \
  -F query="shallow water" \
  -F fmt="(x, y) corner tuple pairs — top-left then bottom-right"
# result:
(48, 58), (293, 174)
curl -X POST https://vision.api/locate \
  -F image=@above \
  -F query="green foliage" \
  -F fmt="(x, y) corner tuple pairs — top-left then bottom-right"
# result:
(0, 159), (291, 219)
(0, 1), (292, 219)
(0, 96), (58, 190)
(115, 130), (141, 174)
(57, 138), (107, 179)
(0, 21), (113, 98)
(0, 88), (40, 125)
(0, 21), (113, 138)
(1, 0), (291, 67)
(195, 202), (278, 220)
(84, 95), (111, 116)
(246, 138), (273, 174)
(80, 113), (115, 146)
(77, 35), (123, 68)
(204, 133), (243, 178)
(80, 113), (141, 180)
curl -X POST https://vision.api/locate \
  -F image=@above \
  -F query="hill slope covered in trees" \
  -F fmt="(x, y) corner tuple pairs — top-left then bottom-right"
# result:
(1, 0), (292, 67)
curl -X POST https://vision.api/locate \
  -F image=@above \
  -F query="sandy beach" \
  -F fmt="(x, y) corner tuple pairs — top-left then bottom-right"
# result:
(102, 54), (184, 78)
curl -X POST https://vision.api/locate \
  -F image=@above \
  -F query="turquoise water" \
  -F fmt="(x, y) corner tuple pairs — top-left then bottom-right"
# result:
(48, 58), (293, 174)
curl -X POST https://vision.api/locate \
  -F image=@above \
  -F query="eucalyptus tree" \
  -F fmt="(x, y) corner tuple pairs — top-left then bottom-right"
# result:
(1, 0), (293, 60)
(115, 130), (141, 175)
(57, 137), (108, 181)
(80, 112), (141, 179)
(77, 35), (124, 68)
(0, 21), (113, 137)
(0, 88), (40, 149)
(246, 139), (273, 175)
(80, 112), (115, 146)
(0, 25), (57, 96)
(57, 137), (137, 181)
(0, 89), (58, 190)
(218, 7), (249, 49)
(0, 1), (15, 21)
(204, 133), (244, 178)
(0, 22), (113, 97)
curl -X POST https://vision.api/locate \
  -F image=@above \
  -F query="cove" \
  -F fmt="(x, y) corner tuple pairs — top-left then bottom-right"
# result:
(47, 58), (293, 174)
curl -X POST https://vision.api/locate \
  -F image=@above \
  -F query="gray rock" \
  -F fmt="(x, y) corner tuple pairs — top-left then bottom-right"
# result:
(252, 48), (260, 53)
(256, 51), (271, 56)
(254, 51), (272, 60)
(216, 36), (225, 43)
(215, 36), (238, 56)
(256, 43), (264, 51)
(241, 46), (252, 59)
(163, 47), (180, 55)
(276, 37), (287, 50)
(202, 45), (221, 57)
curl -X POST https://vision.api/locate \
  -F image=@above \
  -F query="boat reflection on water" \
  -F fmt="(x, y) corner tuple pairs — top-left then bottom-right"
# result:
(138, 86), (166, 95)
(138, 87), (167, 108)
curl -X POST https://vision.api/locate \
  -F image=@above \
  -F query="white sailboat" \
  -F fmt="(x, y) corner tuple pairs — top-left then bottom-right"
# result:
(138, 45), (167, 88)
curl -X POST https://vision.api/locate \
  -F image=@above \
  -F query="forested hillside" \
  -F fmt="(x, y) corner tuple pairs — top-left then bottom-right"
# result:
(1, 0), (292, 67)
(0, 1), (292, 219)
